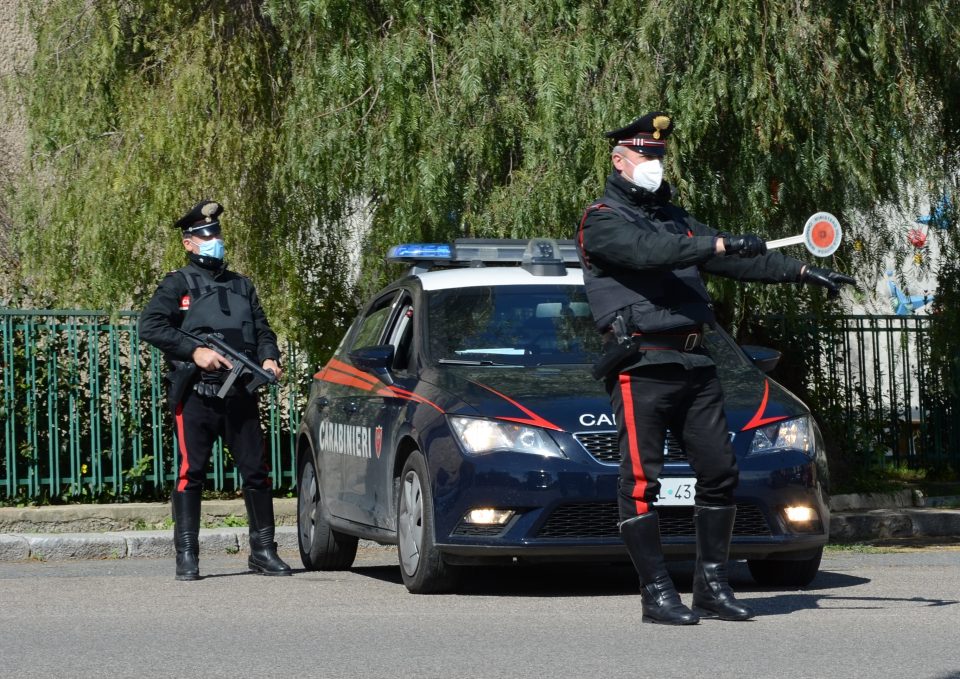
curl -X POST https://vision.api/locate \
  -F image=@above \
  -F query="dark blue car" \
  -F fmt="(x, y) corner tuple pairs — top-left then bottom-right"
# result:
(296, 239), (830, 593)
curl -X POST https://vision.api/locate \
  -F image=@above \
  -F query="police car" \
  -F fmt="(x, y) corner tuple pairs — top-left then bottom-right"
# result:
(295, 239), (830, 593)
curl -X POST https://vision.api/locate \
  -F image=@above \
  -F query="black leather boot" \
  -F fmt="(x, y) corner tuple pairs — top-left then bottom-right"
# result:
(692, 505), (754, 620)
(172, 490), (201, 581)
(244, 488), (292, 576)
(620, 512), (699, 625)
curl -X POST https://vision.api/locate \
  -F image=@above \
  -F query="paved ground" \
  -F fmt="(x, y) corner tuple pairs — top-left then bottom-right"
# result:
(1, 545), (958, 678)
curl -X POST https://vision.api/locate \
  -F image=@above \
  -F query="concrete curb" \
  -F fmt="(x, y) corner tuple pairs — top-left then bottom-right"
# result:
(0, 498), (298, 534)
(0, 526), (303, 562)
(1, 499), (958, 562)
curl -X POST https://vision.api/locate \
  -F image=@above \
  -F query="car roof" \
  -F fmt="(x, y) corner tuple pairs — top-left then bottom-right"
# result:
(414, 266), (585, 291)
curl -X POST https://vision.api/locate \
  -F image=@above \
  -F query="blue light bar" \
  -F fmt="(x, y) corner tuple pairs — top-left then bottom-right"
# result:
(387, 243), (453, 261)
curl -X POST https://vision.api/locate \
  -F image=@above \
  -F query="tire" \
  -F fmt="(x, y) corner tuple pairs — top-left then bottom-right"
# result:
(297, 452), (357, 570)
(747, 546), (823, 587)
(396, 451), (459, 593)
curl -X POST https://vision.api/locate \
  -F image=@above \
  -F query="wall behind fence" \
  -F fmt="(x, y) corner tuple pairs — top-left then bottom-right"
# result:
(1, 310), (309, 503)
(751, 314), (960, 482)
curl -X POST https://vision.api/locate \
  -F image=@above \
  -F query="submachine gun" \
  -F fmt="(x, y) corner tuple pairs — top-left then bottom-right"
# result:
(176, 328), (278, 399)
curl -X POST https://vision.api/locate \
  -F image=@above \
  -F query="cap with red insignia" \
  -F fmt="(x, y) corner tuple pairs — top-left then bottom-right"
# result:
(174, 200), (223, 236)
(605, 111), (674, 157)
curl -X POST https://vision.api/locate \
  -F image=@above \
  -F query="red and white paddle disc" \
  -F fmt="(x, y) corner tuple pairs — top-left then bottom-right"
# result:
(767, 212), (842, 257)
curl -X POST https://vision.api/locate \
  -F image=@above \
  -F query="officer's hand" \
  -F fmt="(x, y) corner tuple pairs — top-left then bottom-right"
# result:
(722, 234), (767, 258)
(192, 346), (233, 372)
(801, 265), (857, 298)
(262, 358), (282, 383)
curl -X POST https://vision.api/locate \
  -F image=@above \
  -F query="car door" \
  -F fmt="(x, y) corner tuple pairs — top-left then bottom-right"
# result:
(323, 291), (398, 524)
(341, 290), (419, 528)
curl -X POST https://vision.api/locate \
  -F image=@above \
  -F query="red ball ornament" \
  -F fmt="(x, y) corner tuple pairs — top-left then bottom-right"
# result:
(908, 229), (927, 248)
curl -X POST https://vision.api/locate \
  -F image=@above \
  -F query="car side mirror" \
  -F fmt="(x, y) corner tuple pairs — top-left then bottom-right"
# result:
(349, 344), (396, 386)
(740, 345), (781, 373)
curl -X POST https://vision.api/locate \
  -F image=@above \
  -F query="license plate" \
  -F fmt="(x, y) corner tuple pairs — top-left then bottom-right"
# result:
(655, 477), (695, 506)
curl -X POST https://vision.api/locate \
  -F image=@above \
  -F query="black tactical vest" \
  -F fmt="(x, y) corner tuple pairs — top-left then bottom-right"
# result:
(579, 197), (716, 332)
(178, 270), (257, 357)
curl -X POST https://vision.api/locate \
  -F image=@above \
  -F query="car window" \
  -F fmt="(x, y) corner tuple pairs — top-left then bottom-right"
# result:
(426, 285), (601, 366)
(350, 293), (397, 351)
(387, 298), (415, 372)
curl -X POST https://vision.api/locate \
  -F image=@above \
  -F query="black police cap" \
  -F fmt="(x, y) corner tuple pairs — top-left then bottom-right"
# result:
(605, 111), (674, 157)
(174, 200), (223, 237)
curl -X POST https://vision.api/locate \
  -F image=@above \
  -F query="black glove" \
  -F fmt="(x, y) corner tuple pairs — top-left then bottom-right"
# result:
(801, 265), (857, 298)
(722, 234), (767, 258)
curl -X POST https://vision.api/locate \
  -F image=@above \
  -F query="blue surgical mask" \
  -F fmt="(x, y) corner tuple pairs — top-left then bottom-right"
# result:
(196, 238), (225, 260)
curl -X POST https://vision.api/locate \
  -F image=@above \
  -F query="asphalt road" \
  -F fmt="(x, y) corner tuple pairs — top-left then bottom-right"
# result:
(1, 546), (959, 679)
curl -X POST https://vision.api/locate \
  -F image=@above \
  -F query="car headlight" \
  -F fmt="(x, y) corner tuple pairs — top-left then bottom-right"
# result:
(747, 416), (813, 456)
(448, 416), (565, 458)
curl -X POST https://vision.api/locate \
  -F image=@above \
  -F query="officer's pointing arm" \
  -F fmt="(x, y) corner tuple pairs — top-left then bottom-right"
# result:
(693, 218), (806, 284)
(582, 207), (716, 271)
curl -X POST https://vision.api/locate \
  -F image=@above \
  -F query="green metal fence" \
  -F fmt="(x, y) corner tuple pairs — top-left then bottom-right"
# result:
(751, 314), (960, 474)
(1, 309), (309, 502)
(3, 310), (957, 503)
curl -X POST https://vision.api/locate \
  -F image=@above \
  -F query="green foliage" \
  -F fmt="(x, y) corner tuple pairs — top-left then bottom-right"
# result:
(4, 0), (960, 361)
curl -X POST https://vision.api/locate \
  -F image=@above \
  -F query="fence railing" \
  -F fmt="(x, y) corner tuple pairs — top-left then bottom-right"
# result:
(3, 310), (958, 503)
(1, 309), (309, 503)
(752, 314), (959, 474)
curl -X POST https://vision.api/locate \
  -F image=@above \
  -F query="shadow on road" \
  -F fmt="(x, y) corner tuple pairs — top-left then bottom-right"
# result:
(752, 591), (960, 617)
(347, 559), (875, 599)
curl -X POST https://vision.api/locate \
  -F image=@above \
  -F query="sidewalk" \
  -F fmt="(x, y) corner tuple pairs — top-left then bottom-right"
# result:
(1, 494), (958, 562)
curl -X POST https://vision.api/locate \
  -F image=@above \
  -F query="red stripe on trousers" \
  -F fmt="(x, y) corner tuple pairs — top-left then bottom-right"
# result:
(620, 374), (649, 514)
(175, 401), (190, 492)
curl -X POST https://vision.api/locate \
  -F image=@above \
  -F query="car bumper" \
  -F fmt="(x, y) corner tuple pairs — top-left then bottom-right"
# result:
(432, 452), (828, 562)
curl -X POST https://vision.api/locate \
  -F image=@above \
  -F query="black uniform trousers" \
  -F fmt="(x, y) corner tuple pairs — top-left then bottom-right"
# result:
(607, 363), (738, 520)
(173, 389), (271, 493)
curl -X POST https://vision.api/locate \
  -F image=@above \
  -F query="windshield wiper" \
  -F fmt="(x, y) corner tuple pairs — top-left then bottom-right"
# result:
(437, 358), (515, 366)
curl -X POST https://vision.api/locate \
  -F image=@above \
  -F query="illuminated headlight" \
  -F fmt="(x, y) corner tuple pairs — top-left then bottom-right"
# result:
(464, 508), (515, 525)
(784, 506), (816, 523)
(747, 416), (813, 456)
(448, 416), (565, 458)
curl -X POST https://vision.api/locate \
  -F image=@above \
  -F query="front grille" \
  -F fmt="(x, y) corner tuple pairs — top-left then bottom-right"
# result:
(574, 430), (686, 465)
(536, 503), (771, 539)
(451, 522), (509, 537)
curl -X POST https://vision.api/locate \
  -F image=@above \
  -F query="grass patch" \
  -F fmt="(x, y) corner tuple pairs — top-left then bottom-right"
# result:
(200, 514), (248, 529)
(825, 543), (897, 554)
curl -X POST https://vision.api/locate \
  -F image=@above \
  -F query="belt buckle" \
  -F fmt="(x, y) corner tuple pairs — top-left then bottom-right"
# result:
(683, 332), (700, 351)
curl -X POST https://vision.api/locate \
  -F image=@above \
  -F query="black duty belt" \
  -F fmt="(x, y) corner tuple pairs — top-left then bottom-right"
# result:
(602, 326), (704, 352)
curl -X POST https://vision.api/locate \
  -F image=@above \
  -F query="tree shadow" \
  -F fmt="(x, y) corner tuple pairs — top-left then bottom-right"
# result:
(751, 590), (959, 617)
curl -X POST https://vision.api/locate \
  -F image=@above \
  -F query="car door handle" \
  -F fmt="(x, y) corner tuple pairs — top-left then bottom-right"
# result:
(341, 400), (360, 415)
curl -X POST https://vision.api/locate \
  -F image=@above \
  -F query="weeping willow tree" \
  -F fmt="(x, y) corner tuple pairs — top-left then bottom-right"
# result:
(5, 0), (960, 360)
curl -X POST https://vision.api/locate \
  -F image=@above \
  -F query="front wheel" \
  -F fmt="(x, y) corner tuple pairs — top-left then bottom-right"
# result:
(297, 452), (357, 570)
(396, 451), (459, 593)
(747, 546), (823, 587)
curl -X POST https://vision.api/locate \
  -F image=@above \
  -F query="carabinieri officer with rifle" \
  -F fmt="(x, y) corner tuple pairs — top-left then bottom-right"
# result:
(139, 200), (291, 581)
(577, 112), (854, 624)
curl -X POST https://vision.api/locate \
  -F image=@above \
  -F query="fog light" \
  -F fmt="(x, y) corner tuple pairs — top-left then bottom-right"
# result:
(784, 505), (816, 522)
(464, 508), (514, 525)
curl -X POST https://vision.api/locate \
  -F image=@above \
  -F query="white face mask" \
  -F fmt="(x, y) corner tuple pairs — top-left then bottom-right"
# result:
(624, 157), (663, 193)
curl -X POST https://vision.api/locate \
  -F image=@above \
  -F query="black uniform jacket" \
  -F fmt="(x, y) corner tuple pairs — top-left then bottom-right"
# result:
(139, 258), (280, 365)
(578, 171), (805, 370)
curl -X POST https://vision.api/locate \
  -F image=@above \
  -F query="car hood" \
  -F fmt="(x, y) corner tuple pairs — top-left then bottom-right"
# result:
(420, 363), (808, 433)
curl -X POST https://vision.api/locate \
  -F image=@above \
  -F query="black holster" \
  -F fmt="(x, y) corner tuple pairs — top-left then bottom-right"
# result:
(165, 361), (198, 412)
(590, 313), (641, 380)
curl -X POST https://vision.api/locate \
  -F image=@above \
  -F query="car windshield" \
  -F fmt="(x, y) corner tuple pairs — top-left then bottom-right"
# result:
(426, 284), (602, 366)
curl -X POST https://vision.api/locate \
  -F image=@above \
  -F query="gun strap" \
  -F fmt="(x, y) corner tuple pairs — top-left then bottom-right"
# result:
(179, 271), (245, 303)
